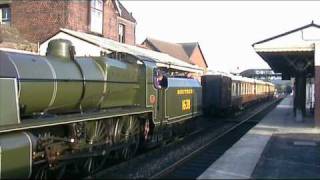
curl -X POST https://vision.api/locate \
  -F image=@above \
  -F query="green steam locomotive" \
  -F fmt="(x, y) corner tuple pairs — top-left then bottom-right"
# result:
(0, 39), (202, 178)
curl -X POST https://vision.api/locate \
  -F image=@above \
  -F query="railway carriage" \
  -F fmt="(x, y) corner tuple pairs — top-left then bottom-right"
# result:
(0, 39), (202, 179)
(202, 73), (275, 116)
(201, 74), (232, 114)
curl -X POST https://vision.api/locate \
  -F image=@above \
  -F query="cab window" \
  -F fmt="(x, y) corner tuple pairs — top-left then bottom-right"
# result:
(153, 69), (168, 89)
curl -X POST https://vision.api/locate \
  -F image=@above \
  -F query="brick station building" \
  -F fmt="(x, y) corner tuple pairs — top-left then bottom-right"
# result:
(0, 0), (136, 45)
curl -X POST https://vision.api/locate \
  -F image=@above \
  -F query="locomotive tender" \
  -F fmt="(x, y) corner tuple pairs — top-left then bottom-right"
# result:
(0, 39), (274, 179)
(0, 39), (202, 178)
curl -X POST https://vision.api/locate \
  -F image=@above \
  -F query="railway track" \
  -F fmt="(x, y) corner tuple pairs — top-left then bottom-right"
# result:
(88, 98), (282, 179)
(151, 98), (282, 179)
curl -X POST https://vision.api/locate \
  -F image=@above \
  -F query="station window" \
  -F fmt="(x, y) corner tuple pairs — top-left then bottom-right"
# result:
(90, 0), (103, 34)
(119, 23), (125, 43)
(0, 5), (11, 25)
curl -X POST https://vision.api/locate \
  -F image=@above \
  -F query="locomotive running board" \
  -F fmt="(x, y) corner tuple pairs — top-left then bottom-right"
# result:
(0, 107), (153, 134)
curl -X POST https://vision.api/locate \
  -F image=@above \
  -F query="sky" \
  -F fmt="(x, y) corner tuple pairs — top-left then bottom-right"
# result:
(121, 1), (320, 73)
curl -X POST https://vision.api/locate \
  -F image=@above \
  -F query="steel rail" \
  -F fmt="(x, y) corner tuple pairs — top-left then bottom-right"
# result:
(150, 98), (281, 179)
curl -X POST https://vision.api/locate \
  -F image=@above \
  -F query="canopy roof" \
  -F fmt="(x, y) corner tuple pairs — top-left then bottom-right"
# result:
(57, 28), (204, 73)
(252, 22), (318, 78)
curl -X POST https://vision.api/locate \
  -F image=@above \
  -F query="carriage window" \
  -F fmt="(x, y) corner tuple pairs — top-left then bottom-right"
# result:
(247, 84), (249, 94)
(232, 83), (235, 96)
(241, 84), (244, 95)
(243, 84), (245, 95)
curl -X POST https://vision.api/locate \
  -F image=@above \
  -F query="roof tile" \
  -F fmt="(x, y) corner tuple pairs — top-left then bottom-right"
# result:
(144, 38), (197, 65)
(116, 0), (136, 23)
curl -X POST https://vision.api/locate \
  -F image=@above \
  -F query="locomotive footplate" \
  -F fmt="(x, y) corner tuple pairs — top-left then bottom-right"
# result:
(0, 107), (153, 134)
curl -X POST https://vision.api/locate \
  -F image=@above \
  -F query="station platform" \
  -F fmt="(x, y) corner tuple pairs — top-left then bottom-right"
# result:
(198, 95), (320, 179)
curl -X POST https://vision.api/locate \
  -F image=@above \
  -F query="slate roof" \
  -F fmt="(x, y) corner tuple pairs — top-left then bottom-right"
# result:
(180, 42), (208, 67)
(143, 38), (194, 64)
(143, 38), (208, 67)
(179, 42), (198, 57)
(115, 0), (136, 23)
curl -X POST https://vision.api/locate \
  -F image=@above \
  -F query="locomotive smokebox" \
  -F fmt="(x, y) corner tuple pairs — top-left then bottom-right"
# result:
(46, 39), (75, 60)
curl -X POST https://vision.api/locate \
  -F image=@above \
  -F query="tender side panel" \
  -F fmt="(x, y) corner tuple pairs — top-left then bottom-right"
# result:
(165, 78), (202, 122)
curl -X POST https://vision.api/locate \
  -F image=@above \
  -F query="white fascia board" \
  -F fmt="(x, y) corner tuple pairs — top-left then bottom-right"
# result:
(254, 45), (314, 52)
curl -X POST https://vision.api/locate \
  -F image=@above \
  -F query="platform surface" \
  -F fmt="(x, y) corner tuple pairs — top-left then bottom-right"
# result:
(198, 95), (320, 179)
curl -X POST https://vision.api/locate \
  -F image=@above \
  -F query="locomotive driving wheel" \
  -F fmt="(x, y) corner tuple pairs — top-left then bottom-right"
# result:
(33, 165), (49, 180)
(33, 163), (67, 180)
(78, 120), (109, 175)
(119, 116), (141, 160)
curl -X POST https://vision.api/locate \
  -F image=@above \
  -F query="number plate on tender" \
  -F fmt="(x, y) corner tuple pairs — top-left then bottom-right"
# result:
(182, 99), (191, 111)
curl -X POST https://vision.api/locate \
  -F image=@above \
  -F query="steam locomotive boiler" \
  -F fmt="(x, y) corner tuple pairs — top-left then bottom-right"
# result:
(0, 39), (202, 179)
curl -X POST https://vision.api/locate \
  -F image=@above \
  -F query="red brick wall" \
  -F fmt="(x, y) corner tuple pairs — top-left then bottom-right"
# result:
(11, 0), (68, 43)
(11, 0), (135, 45)
(103, 0), (118, 41)
(190, 45), (207, 68)
(65, 1), (90, 33)
(103, 1), (136, 45)
(117, 17), (135, 45)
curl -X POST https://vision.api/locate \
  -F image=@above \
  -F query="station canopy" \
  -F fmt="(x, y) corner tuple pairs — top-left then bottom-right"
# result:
(252, 22), (320, 79)
(55, 29), (204, 74)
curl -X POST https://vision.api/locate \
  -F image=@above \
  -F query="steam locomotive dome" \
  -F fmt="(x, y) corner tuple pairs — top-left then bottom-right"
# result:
(0, 39), (141, 117)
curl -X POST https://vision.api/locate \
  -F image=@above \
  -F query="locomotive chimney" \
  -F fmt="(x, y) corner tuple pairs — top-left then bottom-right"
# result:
(46, 39), (75, 60)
